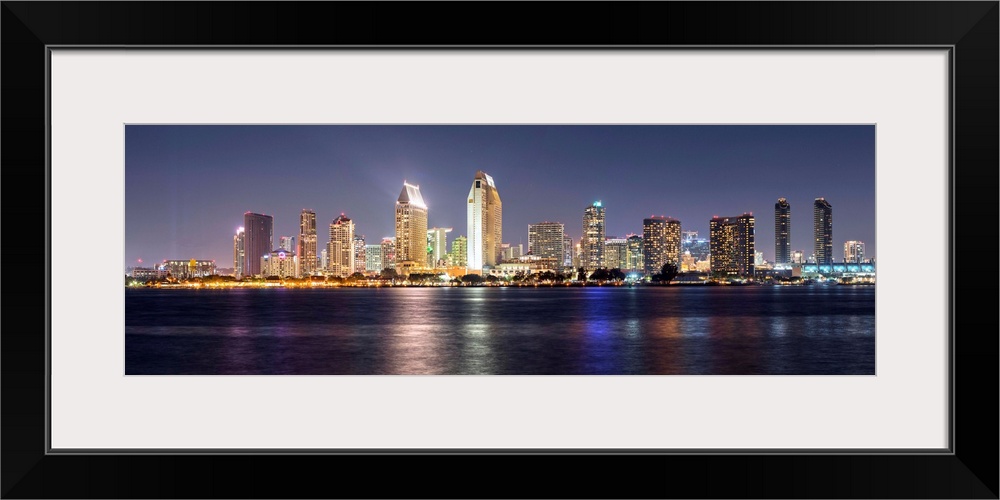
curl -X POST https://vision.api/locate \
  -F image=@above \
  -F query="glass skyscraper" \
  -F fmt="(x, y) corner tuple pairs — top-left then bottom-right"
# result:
(774, 198), (791, 266)
(709, 214), (755, 277)
(813, 198), (833, 265)
(395, 182), (428, 271)
(243, 212), (273, 278)
(582, 201), (606, 270)
(467, 171), (502, 270)
(298, 209), (318, 276)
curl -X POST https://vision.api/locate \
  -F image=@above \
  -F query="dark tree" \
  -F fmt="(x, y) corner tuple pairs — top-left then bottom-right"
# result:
(379, 268), (399, 280)
(461, 274), (484, 284)
(653, 263), (679, 284)
(610, 268), (627, 281)
(577, 267), (588, 281)
(348, 272), (366, 282)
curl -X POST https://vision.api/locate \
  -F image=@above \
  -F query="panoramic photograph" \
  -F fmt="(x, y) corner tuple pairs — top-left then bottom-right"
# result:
(125, 125), (876, 375)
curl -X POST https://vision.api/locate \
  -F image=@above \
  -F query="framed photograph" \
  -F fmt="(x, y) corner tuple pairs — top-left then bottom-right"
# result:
(3, 2), (996, 498)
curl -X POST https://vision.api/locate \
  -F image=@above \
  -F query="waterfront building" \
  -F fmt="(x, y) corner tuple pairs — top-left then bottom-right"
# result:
(467, 170), (503, 270)
(427, 227), (452, 268)
(328, 214), (355, 277)
(626, 234), (643, 273)
(243, 212), (273, 277)
(573, 242), (582, 270)
(130, 267), (166, 280)
(279, 236), (295, 253)
(380, 237), (396, 270)
(844, 240), (865, 263)
(604, 237), (628, 270)
(261, 249), (297, 278)
(501, 243), (522, 261)
(163, 259), (216, 279)
(528, 222), (564, 262)
(449, 235), (467, 267)
(643, 216), (682, 277)
(709, 214), (755, 277)
(582, 201), (606, 270)
(298, 209), (318, 276)
(365, 244), (383, 273)
(755, 251), (765, 267)
(814, 198), (833, 265)
(396, 182), (428, 272)
(353, 234), (366, 274)
(232, 227), (245, 279)
(563, 234), (573, 269)
(775, 198), (791, 265)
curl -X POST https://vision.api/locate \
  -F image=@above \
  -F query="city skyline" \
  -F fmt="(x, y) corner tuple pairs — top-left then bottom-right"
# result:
(125, 125), (876, 268)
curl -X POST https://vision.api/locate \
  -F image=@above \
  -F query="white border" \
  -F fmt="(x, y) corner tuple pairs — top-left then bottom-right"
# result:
(50, 50), (949, 450)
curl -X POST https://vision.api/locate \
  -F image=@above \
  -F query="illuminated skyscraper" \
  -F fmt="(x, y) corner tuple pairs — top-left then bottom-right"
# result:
(298, 209), (318, 276)
(243, 212), (273, 277)
(353, 235), (366, 274)
(467, 171), (502, 270)
(563, 234), (573, 269)
(395, 182), (428, 270)
(582, 201), (606, 270)
(775, 198), (791, 265)
(528, 222), (564, 262)
(626, 234), (643, 273)
(279, 236), (295, 253)
(327, 214), (355, 277)
(844, 240), (865, 263)
(365, 244), (383, 273)
(427, 227), (453, 268)
(709, 214), (755, 277)
(643, 216), (681, 277)
(380, 237), (396, 271)
(232, 227), (245, 279)
(604, 237), (628, 270)
(813, 198), (833, 265)
(449, 235), (467, 267)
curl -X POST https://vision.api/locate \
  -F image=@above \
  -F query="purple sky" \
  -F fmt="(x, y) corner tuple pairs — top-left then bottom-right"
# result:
(125, 125), (875, 269)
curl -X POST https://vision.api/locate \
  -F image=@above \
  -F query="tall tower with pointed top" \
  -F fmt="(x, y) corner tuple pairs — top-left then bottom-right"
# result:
(467, 170), (502, 270)
(395, 182), (428, 270)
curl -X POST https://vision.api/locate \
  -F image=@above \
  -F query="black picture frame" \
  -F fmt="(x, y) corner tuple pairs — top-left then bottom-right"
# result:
(3, 2), (996, 498)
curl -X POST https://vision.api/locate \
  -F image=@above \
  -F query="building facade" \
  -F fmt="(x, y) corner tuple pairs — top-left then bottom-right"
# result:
(563, 234), (573, 269)
(232, 227), (245, 279)
(243, 212), (273, 277)
(163, 259), (216, 278)
(427, 227), (452, 268)
(327, 214), (355, 277)
(604, 237), (628, 270)
(449, 235), (467, 267)
(626, 234), (643, 273)
(467, 171), (503, 269)
(642, 216), (682, 277)
(365, 244), (383, 273)
(528, 222), (565, 263)
(261, 249), (297, 278)
(298, 209), (318, 276)
(844, 240), (865, 263)
(813, 198), (833, 265)
(380, 237), (396, 271)
(775, 197), (791, 266)
(279, 236), (295, 253)
(353, 235), (366, 275)
(395, 182), (428, 271)
(709, 214), (755, 277)
(582, 201), (606, 270)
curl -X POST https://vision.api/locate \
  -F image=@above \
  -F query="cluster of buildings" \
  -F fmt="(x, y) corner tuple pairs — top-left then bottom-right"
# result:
(130, 170), (873, 283)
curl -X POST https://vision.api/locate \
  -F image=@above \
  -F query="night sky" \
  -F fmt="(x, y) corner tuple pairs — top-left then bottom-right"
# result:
(125, 125), (875, 269)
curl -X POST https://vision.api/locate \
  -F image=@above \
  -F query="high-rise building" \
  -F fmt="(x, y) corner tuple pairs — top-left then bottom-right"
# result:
(643, 216), (682, 277)
(791, 249), (805, 264)
(427, 227), (453, 268)
(298, 209), (318, 276)
(813, 198), (833, 265)
(582, 201), (606, 270)
(467, 171), (502, 269)
(563, 234), (573, 269)
(395, 182), (428, 269)
(626, 234), (643, 273)
(502, 243), (522, 261)
(353, 235), (366, 274)
(243, 212), (273, 277)
(709, 214), (755, 277)
(775, 198), (791, 266)
(528, 222), (564, 262)
(604, 237), (628, 270)
(449, 236), (467, 267)
(327, 214), (355, 277)
(279, 236), (295, 253)
(844, 240), (865, 263)
(320, 248), (328, 270)
(365, 244), (383, 273)
(380, 237), (396, 271)
(232, 227), (245, 279)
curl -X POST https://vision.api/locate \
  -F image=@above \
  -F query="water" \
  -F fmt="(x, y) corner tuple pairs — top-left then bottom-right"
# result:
(125, 286), (875, 375)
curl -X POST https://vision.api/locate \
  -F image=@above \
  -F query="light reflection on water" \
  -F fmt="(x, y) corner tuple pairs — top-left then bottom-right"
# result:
(126, 286), (876, 375)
